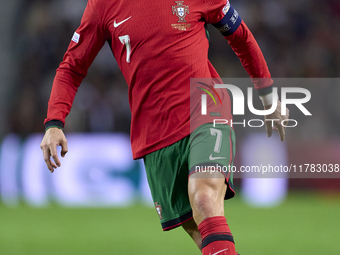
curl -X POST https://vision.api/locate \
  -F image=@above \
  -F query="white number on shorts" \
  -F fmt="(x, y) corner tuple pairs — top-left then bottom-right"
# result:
(119, 35), (131, 63)
(210, 128), (222, 153)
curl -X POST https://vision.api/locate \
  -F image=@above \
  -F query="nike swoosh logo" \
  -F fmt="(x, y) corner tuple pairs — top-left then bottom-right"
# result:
(211, 248), (229, 255)
(209, 154), (226, 160)
(113, 16), (132, 28)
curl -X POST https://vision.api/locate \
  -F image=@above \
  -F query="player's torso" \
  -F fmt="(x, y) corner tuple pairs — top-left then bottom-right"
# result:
(100, 0), (210, 87)
(92, 0), (231, 158)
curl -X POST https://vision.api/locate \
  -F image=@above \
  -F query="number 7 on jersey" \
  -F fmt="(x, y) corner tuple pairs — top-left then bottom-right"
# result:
(119, 35), (131, 63)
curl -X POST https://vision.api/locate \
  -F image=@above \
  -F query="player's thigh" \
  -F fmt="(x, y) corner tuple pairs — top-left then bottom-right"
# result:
(143, 137), (192, 231)
(188, 123), (236, 204)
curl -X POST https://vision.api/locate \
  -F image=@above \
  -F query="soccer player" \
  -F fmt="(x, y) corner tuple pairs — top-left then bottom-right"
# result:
(40, 0), (288, 254)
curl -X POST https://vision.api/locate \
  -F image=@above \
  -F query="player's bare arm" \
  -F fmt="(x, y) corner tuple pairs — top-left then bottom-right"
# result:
(40, 127), (68, 173)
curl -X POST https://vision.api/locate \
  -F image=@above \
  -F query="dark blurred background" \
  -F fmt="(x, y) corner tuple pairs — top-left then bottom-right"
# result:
(0, 0), (339, 198)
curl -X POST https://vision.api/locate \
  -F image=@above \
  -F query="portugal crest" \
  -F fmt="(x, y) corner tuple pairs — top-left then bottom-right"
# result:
(172, 1), (189, 23)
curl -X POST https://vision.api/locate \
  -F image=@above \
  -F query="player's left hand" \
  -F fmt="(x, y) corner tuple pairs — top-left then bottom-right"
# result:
(264, 100), (289, 142)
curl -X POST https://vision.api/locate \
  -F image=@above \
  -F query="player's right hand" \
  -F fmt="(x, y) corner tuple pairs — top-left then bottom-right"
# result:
(40, 128), (68, 173)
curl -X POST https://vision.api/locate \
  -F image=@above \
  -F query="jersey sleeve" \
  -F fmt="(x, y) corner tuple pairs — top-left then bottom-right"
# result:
(224, 21), (273, 92)
(203, 0), (273, 93)
(201, 0), (228, 24)
(44, 0), (108, 126)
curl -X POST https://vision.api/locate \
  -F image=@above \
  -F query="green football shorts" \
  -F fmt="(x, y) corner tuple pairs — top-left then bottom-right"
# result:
(143, 123), (236, 231)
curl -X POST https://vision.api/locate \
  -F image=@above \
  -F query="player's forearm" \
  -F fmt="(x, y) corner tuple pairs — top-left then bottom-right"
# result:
(225, 20), (273, 94)
(44, 67), (81, 129)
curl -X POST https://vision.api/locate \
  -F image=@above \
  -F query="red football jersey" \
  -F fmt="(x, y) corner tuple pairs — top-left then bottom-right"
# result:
(45, 0), (272, 159)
